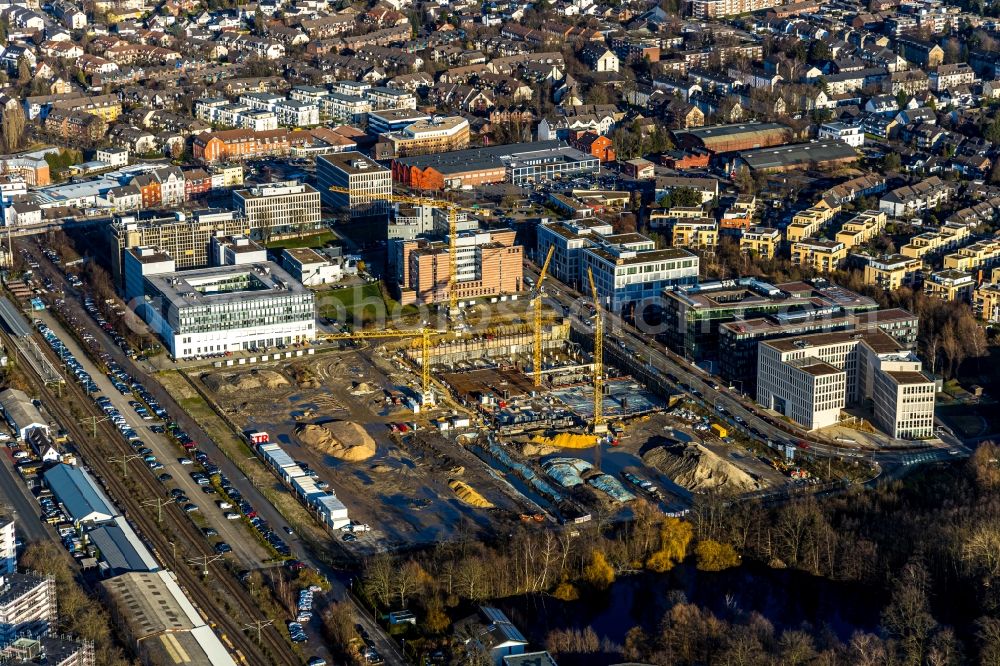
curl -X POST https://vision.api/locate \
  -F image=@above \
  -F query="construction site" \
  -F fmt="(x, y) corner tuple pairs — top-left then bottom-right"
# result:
(189, 246), (807, 551)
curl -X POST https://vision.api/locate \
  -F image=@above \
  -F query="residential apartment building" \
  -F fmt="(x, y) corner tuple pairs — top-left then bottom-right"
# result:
(0, 572), (58, 643)
(757, 329), (933, 437)
(376, 116), (470, 158)
(900, 221), (974, 260)
(973, 280), (1000, 322)
(924, 269), (974, 302)
(791, 239), (847, 273)
(671, 220), (719, 253)
(835, 210), (887, 249)
(582, 238), (699, 313)
(879, 176), (955, 218)
(818, 121), (865, 147)
(929, 63), (976, 91)
(786, 201), (840, 242)
(232, 181), (322, 234)
(740, 227), (780, 259)
(316, 152), (393, 216)
(862, 254), (923, 290)
(942, 236), (1000, 273)
(192, 129), (295, 163)
(690, 0), (782, 18)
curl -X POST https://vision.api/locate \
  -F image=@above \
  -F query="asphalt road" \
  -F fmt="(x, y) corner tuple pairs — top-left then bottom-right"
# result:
(526, 262), (972, 472)
(25, 241), (407, 665)
(0, 449), (56, 546)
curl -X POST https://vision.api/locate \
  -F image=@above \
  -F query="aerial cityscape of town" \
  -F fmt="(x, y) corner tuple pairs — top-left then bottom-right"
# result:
(1, 0), (1000, 662)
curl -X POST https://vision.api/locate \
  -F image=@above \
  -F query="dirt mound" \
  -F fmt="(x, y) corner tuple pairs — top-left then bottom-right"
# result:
(204, 370), (289, 395)
(296, 421), (376, 462)
(521, 442), (558, 457)
(448, 479), (494, 508)
(642, 442), (757, 494)
(350, 382), (376, 395)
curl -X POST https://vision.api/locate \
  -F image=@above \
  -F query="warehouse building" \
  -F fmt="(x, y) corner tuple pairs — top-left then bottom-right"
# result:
(42, 464), (118, 526)
(126, 252), (316, 359)
(756, 330), (934, 437)
(733, 140), (859, 173)
(0, 389), (48, 440)
(674, 122), (793, 154)
(391, 140), (599, 190)
(88, 516), (160, 577)
(100, 571), (237, 666)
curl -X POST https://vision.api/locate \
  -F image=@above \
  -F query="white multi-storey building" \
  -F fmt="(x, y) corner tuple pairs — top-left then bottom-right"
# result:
(757, 330), (934, 438)
(581, 238), (699, 313)
(126, 250), (316, 359)
(232, 181), (321, 233)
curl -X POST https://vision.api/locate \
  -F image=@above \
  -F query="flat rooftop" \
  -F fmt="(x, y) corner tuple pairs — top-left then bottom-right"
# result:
(393, 140), (591, 175)
(885, 370), (932, 384)
(762, 329), (901, 354)
(318, 151), (389, 175)
(792, 358), (844, 377)
(145, 262), (310, 310)
(738, 140), (858, 170)
(587, 246), (694, 266)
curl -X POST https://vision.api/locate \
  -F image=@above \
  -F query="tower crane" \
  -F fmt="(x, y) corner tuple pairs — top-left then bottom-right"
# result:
(315, 328), (439, 406)
(587, 267), (607, 471)
(326, 186), (478, 311)
(531, 246), (555, 388)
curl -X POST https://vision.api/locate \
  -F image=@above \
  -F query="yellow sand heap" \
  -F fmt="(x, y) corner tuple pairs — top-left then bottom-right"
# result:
(448, 479), (494, 508)
(531, 432), (598, 449)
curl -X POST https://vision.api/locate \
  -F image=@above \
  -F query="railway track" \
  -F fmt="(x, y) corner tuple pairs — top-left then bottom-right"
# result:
(6, 325), (299, 666)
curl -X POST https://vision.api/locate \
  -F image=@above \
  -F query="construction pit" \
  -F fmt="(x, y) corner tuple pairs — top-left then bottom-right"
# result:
(190, 317), (796, 551)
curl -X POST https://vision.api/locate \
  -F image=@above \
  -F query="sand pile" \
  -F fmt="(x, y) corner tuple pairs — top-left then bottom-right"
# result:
(204, 370), (289, 395)
(521, 442), (558, 457)
(448, 479), (494, 508)
(530, 432), (597, 450)
(643, 443), (758, 494)
(297, 421), (376, 461)
(350, 382), (376, 395)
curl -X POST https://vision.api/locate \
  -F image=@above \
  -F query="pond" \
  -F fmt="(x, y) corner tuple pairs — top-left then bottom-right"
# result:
(499, 561), (885, 662)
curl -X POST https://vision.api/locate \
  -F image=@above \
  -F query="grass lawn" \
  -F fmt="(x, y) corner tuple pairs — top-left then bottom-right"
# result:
(317, 282), (390, 324)
(265, 230), (336, 250)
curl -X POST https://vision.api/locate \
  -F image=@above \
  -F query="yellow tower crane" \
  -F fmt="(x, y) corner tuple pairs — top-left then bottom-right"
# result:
(326, 186), (477, 311)
(587, 267), (606, 436)
(532, 246), (555, 388)
(315, 328), (439, 406)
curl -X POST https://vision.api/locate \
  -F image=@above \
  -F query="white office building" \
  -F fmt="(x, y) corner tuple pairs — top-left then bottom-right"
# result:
(535, 218), (615, 288)
(232, 181), (321, 233)
(756, 330), (934, 437)
(581, 238), (699, 313)
(126, 251), (315, 359)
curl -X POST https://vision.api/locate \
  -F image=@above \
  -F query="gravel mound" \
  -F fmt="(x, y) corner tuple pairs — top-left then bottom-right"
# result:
(642, 442), (757, 494)
(448, 479), (494, 508)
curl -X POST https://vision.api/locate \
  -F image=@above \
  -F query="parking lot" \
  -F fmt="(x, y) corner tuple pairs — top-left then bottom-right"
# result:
(35, 309), (270, 568)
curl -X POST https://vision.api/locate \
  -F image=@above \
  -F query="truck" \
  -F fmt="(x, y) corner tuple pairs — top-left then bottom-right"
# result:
(710, 423), (728, 438)
(246, 430), (269, 446)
